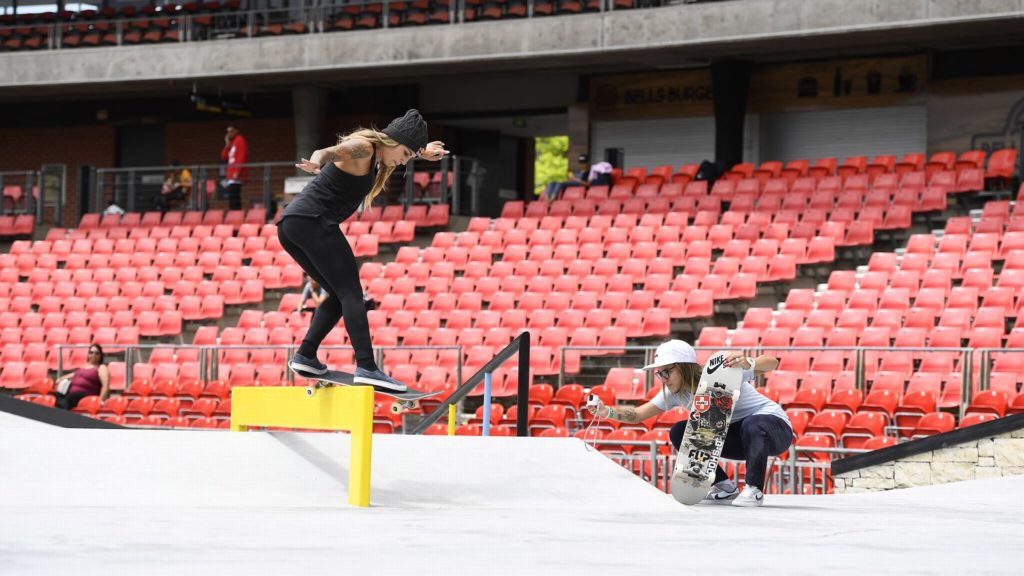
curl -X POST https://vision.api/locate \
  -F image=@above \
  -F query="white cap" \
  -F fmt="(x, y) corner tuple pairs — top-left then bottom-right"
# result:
(642, 339), (697, 370)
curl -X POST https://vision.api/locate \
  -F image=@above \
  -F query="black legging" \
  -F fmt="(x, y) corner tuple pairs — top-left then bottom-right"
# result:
(277, 215), (378, 371)
(670, 414), (792, 490)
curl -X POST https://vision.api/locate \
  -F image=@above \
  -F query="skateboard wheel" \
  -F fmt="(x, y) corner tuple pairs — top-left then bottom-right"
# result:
(305, 386), (316, 398)
(390, 402), (403, 415)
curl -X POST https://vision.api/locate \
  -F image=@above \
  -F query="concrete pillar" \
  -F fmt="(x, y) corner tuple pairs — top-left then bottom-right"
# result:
(711, 59), (753, 171)
(292, 85), (329, 160)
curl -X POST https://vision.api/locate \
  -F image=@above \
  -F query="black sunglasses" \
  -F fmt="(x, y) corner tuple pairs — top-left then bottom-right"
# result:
(655, 367), (673, 381)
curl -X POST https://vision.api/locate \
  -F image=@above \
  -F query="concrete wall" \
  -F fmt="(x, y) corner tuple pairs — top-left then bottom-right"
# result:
(1, 0), (1022, 89)
(835, 428), (1024, 493)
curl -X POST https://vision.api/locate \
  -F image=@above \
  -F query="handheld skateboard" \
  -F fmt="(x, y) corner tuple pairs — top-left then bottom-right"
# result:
(297, 369), (438, 414)
(670, 351), (743, 505)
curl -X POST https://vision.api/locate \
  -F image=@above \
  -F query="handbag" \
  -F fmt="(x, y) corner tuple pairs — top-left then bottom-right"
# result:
(56, 376), (73, 395)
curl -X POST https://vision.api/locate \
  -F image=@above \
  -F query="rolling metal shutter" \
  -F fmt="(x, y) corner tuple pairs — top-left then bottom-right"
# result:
(591, 116), (716, 170)
(759, 105), (927, 163)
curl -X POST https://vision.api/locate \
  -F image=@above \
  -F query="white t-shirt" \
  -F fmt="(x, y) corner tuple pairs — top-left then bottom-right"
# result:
(650, 370), (791, 428)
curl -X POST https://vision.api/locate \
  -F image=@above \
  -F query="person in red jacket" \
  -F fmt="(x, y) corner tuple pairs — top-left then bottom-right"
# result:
(221, 124), (249, 210)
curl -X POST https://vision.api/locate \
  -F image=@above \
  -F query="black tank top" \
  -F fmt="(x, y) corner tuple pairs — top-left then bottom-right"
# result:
(281, 146), (378, 224)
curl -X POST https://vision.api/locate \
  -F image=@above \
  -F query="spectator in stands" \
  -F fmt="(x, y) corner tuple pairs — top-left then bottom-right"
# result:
(55, 344), (111, 410)
(586, 339), (791, 507)
(295, 276), (328, 313)
(104, 199), (125, 216)
(221, 124), (249, 210)
(156, 161), (193, 213)
(544, 153), (592, 200)
(281, 109), (447, 392)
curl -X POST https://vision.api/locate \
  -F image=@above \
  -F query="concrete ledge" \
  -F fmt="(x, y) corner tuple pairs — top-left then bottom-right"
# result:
(832, 412), (1024, 476)
(1, 0), (1022, 89)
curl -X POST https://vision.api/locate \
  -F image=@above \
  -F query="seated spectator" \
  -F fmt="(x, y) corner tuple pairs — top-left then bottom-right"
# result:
(587, 161), (613, 187)
(544, 153), (593, 200)
(104, 199), (125, 216)
(295, 276), (328, 313)
(55, 344), (111, 410)
(156, 161), (193, 213)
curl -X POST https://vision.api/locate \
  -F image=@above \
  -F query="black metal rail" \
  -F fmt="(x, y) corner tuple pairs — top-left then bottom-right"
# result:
(409, 331), (530, 436)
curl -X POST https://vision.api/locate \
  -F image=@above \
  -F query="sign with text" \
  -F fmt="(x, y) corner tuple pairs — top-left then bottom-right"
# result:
(749, 55), (928, 113)
(590, 70), (715, 120)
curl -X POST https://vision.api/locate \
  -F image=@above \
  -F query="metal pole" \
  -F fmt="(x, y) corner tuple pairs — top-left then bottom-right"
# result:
(648, 441), (656, 486)
(125, 346), (134, 391)
(482, 372), (492, 437)
(515, 331), (531, 437)
(262, 165), (272, 211)
(978, 349), (990, 392)
(960, 349), (972, 421)
(404, 159), (415, 208)
(126, 170), (136, 213)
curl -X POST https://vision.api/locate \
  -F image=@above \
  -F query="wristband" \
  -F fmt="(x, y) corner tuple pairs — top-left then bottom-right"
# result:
(606, 407), (616, 420)
(746, 357), (756, 370)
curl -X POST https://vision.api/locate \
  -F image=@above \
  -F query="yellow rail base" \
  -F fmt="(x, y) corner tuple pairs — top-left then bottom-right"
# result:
(230, 385), (374, 507)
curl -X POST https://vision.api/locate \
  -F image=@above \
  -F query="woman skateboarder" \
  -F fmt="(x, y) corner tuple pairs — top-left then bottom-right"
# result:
(280, 109), (448, 392)
(586, 339), (792, 507)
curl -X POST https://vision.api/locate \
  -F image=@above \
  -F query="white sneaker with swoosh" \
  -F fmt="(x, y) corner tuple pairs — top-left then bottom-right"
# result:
(732, 485), (764, 507)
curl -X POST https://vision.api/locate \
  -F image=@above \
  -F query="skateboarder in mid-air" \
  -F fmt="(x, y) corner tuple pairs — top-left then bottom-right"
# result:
(280, 109), (448, 392)
(586, 340), (792, 507)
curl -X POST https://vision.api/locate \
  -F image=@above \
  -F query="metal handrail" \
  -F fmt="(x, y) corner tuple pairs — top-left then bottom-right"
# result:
(410, 331), (530, 436)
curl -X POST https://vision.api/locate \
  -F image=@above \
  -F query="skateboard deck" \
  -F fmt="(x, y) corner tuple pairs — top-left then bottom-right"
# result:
(296, 369), (438, 414)
(670, 351), (743, 505)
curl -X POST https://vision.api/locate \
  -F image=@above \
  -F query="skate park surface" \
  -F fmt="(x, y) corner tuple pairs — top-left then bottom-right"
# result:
(1, 425), (1020, 576)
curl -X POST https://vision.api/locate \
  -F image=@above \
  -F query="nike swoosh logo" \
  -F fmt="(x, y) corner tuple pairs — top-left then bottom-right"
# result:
(711, 493), (735, 500)
(755, 494), (763, 501)
(706, 361), (723, 375)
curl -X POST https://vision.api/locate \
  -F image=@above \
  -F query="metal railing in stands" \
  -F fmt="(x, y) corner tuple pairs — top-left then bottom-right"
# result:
(92, 161), (295, 219)
(55, 343), (463, 393)
(0, 0), (665, 51)
(585, 438), (866, 495)
(90, 156), (477, 219)
(559, 344), (981, 416)
(410, 331), (531, 436)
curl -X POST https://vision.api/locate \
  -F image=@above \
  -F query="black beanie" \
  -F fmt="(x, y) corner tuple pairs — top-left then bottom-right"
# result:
(382, 109), (428, 152)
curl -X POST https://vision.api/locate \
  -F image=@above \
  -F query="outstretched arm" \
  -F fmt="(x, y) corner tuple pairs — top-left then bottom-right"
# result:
(296, 138), (375, 174)
(586, 399), (663, 424)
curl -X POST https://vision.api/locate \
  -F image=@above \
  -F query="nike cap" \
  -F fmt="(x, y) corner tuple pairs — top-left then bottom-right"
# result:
(642, 339), (697, 370)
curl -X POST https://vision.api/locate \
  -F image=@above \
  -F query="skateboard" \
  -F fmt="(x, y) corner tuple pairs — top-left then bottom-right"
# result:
(670, 351), (743, 505)
(297, 369), (439, 414)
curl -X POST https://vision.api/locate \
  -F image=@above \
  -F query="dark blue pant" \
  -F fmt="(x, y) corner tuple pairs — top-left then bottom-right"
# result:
(670, 414), (793, 490)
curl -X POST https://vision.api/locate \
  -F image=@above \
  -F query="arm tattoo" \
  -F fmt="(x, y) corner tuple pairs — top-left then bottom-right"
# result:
(319, 140), (372, 166)
(615, 407), (639, 423)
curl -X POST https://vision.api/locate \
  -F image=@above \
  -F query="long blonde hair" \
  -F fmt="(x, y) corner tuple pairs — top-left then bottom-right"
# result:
(679, 362), (703, 393)
(337, 128), (398, 210)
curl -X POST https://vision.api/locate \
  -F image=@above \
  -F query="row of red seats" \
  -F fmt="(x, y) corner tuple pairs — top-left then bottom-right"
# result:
(47, 222), (277, 242)
(78, 207), (264, 230)
(717, 151), (1015, 185)
(0, 261), (300, 291)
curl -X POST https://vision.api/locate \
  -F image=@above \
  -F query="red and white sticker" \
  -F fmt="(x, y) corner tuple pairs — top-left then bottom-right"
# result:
(694, 394), (711, 413)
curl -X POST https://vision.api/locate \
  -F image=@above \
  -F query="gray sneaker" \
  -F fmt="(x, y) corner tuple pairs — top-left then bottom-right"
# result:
(704, 480), (739, 504)
(353, 367), (408, 393)
(288, 353), (328, 376)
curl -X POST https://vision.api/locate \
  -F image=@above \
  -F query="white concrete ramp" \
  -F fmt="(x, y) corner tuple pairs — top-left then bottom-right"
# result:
(0, 428), (674, 511)
(1, 428), (1022, 576)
